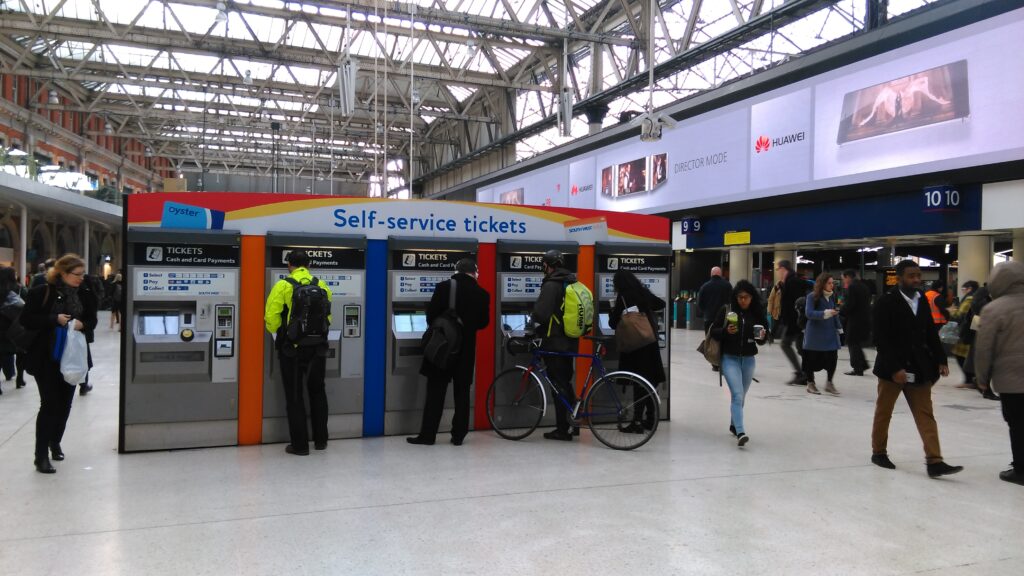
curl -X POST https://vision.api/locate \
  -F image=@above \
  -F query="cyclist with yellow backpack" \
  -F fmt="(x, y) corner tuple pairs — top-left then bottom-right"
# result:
(529, 250), (594, 441)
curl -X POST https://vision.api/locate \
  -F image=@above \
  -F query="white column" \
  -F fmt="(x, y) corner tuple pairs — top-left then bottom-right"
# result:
(729, 248), (753, 283)
(82, 220), (91, 273)
(957, 234), (992, 287)
(1014, 229), (1024, 263)
(19, 205), (27, 283)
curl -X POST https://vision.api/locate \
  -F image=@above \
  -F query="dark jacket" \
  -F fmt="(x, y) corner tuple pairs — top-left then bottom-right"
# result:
(780, 271), (808, 328)
(610, 285), (666, 385)
(840, 279), (872, 342)
(872, 287), (947, 384)
(803, 294), (842, 352)
(20, 280), (98, 376)
(530, 267), (581, 353)
(709, 305), (767, 357)
(697, 276), (732, 323)
(420, 273), (490, 379)
(0, 284), (27, 354)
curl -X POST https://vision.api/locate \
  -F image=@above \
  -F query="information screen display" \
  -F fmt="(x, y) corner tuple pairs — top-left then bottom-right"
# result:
(140, 312), (179, 335)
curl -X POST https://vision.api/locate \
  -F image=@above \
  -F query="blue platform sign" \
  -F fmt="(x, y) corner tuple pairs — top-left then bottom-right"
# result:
(923, 185), (961, 213)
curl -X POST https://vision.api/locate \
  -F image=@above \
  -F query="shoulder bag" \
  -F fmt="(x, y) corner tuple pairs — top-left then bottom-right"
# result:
(615, 295), (656, 353)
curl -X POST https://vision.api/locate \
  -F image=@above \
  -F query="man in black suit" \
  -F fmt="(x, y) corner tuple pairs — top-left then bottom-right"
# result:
(870, 260), (962, 478)
(776, 259), (809, 385)
(408, 258), (490, 446)
(841, 269), (872, 376)
(696, 266), (732, 327)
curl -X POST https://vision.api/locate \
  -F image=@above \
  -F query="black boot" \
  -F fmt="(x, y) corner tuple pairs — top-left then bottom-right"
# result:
(35, 457), (56, 474)
(50, 443), (65, 461)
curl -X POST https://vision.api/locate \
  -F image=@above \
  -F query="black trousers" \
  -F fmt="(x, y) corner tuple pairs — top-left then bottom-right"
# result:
(780, 324), (804, 375)
(278, 349), (328, 450)
(546, 355), (576, 433)
(803, 350), (838, 383)
(417, 368), (472, 443)
(848, 338), (869, 373)
(34, 363), (76, 460)
(1001, 392), (1024, 473)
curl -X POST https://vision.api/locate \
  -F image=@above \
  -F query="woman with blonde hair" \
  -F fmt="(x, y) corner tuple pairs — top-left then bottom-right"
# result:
(803, 273), (843, 396)
(20, 254), (97, 473)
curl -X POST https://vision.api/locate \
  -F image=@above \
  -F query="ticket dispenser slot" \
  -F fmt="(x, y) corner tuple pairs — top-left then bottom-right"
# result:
(595, 242), (673, 420)
(122, 228), (241, 453)
(262, 233), (366, 443)
(385, 236), (477, 436)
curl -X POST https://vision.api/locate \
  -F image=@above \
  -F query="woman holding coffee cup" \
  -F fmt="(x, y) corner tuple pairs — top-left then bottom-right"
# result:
(710, 280), (768, 447)
(802, 273), (843, 396)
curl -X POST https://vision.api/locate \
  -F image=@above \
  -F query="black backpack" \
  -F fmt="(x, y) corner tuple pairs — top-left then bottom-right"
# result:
(422, 279), (462, 369)
(795, 296), (809, 330)
(283, 277), (330, 347)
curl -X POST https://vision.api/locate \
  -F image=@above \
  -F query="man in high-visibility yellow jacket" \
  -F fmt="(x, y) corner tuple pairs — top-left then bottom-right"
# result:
(265, 250), (333, 456)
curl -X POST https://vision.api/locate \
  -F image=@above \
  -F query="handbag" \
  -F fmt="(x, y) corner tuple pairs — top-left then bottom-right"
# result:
(615, 296), (656, 353)
(697, 304), (728, 368)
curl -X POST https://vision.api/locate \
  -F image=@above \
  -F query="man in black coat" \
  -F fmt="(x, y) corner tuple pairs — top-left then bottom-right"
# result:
(776, 260), (808, 385)
(408, 258), (490, 446)
(696, 266), (732, 326)
(870, 260), (962, 478)
(841, 269), (872, 376)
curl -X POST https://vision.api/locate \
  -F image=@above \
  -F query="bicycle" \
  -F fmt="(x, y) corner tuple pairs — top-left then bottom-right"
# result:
(486, 332), (661, 450)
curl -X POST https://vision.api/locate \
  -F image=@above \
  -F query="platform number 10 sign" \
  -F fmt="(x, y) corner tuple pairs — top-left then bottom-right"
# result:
(680, 217), (702, 234)
(923, 186), (960, 211)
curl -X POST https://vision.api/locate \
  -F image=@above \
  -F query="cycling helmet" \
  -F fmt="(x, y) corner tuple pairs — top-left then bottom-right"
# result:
(541, 249), (564, 267)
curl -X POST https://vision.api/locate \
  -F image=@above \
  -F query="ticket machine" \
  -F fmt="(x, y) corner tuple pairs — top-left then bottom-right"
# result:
(385, 237), (477, 435)
(122, 229), (241, 452)
(594, 242), (673, 417)
(263, 233), (366, 442)
(494, 240), (578, 373)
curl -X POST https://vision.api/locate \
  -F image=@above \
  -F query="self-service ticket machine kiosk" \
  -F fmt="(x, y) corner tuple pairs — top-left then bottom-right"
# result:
(494, 240), (578, 373)
(385, 237), (477, 435)
(263, 233), (366, 442)
(594, 242), (673, 417)
(122, 229), (241, 452)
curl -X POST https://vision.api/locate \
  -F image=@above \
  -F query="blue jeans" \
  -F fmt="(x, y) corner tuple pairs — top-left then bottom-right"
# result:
(721, 354), (756, 435)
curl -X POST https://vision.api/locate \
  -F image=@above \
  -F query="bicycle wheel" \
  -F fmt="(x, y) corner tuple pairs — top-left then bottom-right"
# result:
(487, 367), (547, 440)
(584, 372), (660, 450)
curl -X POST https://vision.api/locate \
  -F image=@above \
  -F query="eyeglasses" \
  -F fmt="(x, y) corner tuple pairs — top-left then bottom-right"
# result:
(67, 271), (85, 277)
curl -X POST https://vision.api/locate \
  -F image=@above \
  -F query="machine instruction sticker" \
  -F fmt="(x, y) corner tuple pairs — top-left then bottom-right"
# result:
(598, 255), (670, 273)
(501, 274), (545, 301)
(272, 271), (363, 298)
(392, 273), (452, 300)
(391, 251), (473, 271)
(136, 269), (238, 298)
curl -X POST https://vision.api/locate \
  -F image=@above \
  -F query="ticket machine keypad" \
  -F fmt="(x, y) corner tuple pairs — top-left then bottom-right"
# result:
(214, 304), (235, 357)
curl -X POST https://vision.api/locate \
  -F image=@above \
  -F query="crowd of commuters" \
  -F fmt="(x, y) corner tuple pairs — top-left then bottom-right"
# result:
(701, 257), (1022, 485)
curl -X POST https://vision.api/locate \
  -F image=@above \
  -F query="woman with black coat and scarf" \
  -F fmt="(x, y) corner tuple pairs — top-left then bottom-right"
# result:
(609, 270), (666, 432)
(20, 254), (97, 474)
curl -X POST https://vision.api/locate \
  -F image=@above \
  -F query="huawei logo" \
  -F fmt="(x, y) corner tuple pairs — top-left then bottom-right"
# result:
(755, 135), (771, 154)
(571, 184), (579, 196)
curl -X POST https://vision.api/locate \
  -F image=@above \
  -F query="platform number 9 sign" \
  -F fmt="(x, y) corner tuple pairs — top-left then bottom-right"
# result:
(680, 218), (702, 234)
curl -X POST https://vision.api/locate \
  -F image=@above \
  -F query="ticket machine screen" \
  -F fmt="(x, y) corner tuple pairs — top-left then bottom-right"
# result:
(140, 312), (180, 335)
(598, 313), (612, 332)
(393, 312), (428, 333)
(501, 314), (530, 331)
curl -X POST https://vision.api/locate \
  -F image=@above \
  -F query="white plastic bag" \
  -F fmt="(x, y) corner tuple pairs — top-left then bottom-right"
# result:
(60, 325), (89, 386)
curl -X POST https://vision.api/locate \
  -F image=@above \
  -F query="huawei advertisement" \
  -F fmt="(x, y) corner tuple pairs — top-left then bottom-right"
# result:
(478, 8), (1024, 214)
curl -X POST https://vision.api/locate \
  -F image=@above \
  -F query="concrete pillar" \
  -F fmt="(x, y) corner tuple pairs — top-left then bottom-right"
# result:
(18, 205), (27, 283)
(773, 250), (797, 269)
(1014, 229), (1024, 263)
(729, 248), (753, 283)
(957, 234), (992, 287)
(82, 219), (90, 273)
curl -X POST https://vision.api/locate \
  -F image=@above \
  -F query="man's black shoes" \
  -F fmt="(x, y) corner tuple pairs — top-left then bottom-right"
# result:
(314, 442), (327, 451)
(844, 370), (864, 376)
(999, 468), (1024, 485)
(285, 444), (309, 456)
(543, 430), (573, 441)
(406, 436), (434, 446)
(871, 454), (896, 469)
(927, 462), (964, 478)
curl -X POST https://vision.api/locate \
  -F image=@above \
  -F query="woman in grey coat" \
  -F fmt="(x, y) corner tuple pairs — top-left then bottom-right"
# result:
(974, 260), (1024, 486)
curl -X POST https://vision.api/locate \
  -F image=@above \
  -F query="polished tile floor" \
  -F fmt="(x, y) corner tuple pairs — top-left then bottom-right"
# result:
(0, 313), (1019, 575)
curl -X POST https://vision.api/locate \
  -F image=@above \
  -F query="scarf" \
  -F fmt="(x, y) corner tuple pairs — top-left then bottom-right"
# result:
(823, 290), (834, 300)
(55, 280), (84, 318)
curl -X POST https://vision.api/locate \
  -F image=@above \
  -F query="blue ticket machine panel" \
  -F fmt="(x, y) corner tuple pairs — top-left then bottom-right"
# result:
(595, 243), (673, 419)
(385, 237), (477, 435)
(263, 234), (367, 442)
(122, 229), (241, 452)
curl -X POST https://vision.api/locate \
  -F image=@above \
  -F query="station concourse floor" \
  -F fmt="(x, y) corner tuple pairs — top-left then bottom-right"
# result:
(0, 313), (1020, 575)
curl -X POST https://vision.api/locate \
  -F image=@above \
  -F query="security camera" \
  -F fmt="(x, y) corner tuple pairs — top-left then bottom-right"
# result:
(634, 112), (676, 142)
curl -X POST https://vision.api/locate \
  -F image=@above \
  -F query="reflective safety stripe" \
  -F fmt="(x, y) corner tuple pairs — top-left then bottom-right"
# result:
(925, 291), (947, 325)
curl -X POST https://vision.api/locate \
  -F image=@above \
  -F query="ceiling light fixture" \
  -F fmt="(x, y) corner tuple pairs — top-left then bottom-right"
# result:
(47, 90), (59, 105)
(104, 119), (114, 135)
(215, 1), (228, 24)
(243, 70), (253, 85)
